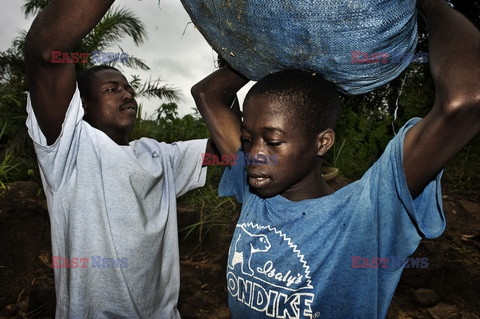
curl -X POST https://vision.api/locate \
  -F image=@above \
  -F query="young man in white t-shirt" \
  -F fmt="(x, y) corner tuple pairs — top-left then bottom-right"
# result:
(24, 1), (212, 317)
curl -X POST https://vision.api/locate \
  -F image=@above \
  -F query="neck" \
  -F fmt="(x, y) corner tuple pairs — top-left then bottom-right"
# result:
(103, 128), (129, 145)
(86, 119), (130, 145)
(281, 164), (335, 201)
(111, 134), (129, 145)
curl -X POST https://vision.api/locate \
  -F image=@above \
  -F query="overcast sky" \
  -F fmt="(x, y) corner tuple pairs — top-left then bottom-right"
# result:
(0, 0), (253, 118)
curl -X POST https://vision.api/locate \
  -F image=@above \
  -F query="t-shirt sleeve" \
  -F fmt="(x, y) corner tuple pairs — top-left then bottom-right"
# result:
(218, 149), (248, 203)
(363, 118), (445, 260)
(165, 139), (208, 197)
(25, 85), (84, 191)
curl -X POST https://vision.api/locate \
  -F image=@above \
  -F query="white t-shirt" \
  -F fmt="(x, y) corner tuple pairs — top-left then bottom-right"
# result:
(26, 86), (208, 318)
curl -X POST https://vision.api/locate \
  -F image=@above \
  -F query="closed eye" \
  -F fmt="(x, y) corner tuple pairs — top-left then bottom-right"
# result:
(240, 137), (252, 143)
(266, 140), (283, 147)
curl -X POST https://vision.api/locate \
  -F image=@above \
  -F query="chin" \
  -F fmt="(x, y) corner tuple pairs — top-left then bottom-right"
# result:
(123, 121), (136, 132)
(250, 187), (278, 199)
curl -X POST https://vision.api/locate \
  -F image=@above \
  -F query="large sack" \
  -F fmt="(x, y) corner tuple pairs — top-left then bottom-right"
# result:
(180, 0), (418, 94)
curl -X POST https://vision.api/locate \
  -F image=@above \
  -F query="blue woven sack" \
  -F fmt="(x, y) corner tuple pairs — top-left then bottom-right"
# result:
(180, 0), (418, 94)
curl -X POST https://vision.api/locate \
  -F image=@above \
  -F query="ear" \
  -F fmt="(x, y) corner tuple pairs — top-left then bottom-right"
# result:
(316, 128), (335, 156)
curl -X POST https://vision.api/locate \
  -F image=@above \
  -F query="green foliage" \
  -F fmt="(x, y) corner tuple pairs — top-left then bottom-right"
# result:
(325, 88), (396, 179)
(0, 151), (22, 188)
(0, 34), (29, 157)
(70, 6), (149, 74)
(178, 166), (239, 247)
(129, 75), (179, 102)
(443, 136), (480, 200)
(0, 124), (33, 187)
(129, 103), (209, 143)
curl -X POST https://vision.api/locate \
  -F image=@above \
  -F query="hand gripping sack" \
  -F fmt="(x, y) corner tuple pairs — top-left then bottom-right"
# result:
(180, 0), (418, 94)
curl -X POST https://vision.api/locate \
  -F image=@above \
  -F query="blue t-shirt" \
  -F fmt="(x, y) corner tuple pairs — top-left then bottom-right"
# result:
(219, 118), (445, 319)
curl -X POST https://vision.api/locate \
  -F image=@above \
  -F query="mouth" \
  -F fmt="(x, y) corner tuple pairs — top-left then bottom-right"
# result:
(120, 103), (137, 115)
(248, 173), (271, 189)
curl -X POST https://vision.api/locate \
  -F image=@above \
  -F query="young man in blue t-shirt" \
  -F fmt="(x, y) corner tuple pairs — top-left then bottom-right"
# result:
(192, 0), (480, 317)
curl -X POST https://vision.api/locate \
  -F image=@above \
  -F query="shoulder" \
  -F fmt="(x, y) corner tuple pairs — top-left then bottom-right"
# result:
(27, 85), (85, 147)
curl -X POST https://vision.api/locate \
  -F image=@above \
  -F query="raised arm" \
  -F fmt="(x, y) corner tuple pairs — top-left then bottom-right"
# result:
(403, 0), (480, 197)
(191, 65), (249, 157)
(25, 0), (115, 145)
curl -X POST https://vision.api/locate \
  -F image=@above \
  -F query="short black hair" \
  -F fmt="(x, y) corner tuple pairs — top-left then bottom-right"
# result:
(245, 70), (341, 138)
(76, 65), (121, 99)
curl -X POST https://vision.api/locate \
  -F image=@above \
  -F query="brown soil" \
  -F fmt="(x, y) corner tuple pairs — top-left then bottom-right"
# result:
(0, 180), (479, 319)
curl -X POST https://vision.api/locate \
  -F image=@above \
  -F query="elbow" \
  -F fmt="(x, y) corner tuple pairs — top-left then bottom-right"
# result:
(191, 82), (210, 112)
(438, 68), (480, 118)
(440, 93), (480, 131)
(25, 28), (54, 65)
(24, 29), (38, 62)
(190, 82), (202, 102)
(443, 92), (480, 115)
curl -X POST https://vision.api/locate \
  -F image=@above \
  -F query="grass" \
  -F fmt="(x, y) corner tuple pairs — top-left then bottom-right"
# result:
(442, 142), (480, 200)
(178, 166), (240, 248)
(0, 124), (23, 189)
(0, 151), (21, 188)
(449, 242), (480, 267)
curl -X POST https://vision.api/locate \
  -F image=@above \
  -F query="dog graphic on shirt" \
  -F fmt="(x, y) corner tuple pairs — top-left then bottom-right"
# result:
(230, 224), (271, 275)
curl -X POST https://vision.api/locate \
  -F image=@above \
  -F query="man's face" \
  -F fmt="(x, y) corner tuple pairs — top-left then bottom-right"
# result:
(241, 95), (323, 200)
(83, 69), (138, 138)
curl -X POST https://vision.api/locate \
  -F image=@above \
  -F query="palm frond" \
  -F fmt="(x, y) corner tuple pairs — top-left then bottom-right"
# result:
(23, 0), (49, 18)
(103, 46), (150, 71)
(133, 77), (180, 102)
(129, 75), (143, 91)
(82, 7), (147, 51)
(117, 55), (150, 71)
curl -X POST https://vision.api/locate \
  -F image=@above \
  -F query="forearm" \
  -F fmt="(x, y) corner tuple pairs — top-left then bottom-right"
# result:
(417, 0), (480, 108)
(25, 0), (114, 63)
(192, 67), (249, 157)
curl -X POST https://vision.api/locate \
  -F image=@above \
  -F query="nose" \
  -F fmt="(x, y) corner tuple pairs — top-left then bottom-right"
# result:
(248, 140), (268, 165)
(121, 88), (134, 102)
(122, 92), (133, 102)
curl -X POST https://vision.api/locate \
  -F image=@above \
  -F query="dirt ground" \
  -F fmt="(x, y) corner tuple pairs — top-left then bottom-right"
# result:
(0, 179), (479, 319)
